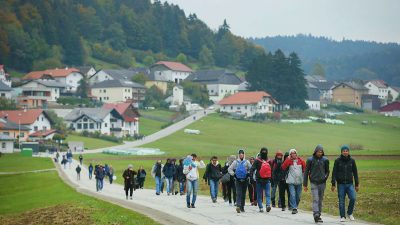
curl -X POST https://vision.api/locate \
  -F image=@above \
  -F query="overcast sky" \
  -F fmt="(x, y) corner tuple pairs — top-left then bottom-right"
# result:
(165, 0), (400, 43)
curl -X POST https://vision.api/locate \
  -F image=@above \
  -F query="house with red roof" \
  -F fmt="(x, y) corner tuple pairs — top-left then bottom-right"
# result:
(23, 67), (83, 93)
(149, 61), (193, 84)
(379, 101), (400, 117)
(0, 118), (30, 142)
(103, 102), (140, 136)
(218, 91), (278, 117)
(0, 109), (55, 139)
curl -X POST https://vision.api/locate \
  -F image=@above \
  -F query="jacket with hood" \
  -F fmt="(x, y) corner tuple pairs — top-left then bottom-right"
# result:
(151, 163), (164, 178)
(282, 149), (306, 185)
(331, 154), (359, 187)
(271, 151), (285, 182)
(204, 161), (223, 182)
(228, 150), (252, 180)
(183, 157), (206, 181)
(163, 162), (176, 178)
(303, 146), (330, 187)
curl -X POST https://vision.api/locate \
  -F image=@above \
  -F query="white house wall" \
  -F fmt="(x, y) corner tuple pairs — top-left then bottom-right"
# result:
(0, 141), (14, 153)
(0, 91), (11, 99)
(89, 70), (113, 85)
(29, 113), (52, 133)
(92, 87), (133, 103)
(305, 100), (321, 111)
(208, 84), (239, 102)
(65, 72), (83, 92)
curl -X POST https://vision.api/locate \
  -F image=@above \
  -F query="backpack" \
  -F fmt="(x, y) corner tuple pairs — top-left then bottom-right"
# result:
(257, 158), (271, 179)
(235, 160), (247, 179)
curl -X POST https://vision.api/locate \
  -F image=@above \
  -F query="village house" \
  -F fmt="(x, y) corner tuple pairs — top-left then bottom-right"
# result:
(364, 80), (390, 102)
(0, 80), (12, 99)
(388, 86), (400, 101)
(379, 101), (400, 117)
(164, 85), (193, 111)
(0, 118), (30, 142)
(91, 79), (146, 103)
(17, 79), (65, 109)
(0, 109), (55, 139)
(76, 66), (97, 78)
(0, 134), (14, 153)
(305, 83), (321, 111)
(89, 68), (148, 85)
(149, 61), (193, 84)
(187, 70), (242, 102)
(219, 91), (278, 117)
(0, 65), (12, 88)
(22, 67), (83, 93)
(103, 102), (140, 136)
(332, 81), (369, 108)
(64, 108), (125, 137)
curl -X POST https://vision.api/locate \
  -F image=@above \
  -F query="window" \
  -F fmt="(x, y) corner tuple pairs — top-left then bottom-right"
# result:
(42, 117), (44, 121)
(83, 117), (88, 122)
(237, 106), (240, 110)
(230, 106), (233, 110)
(245, 106), (247, 109)
(77, 123), (82, 129)
(1, 93), (4, 97)
(103, 89), (106, 93)
(20, 132), (24, 137)
(34, 126), (38, 131)
(43, 126), (47, 131)
(83, 124), (88, 129)
(104, 123), (108, 127)
(3, 132), (10, 136)
(1, 142), (5, 149)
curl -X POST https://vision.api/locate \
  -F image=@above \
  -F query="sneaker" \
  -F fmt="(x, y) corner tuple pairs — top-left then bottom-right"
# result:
(266, 206), (271, 212)
(292, 209), (298, 214)
(191, 204), (195, 208)
(282, 207), (286, 211)
(175, 191), (178, 195)
(187, 204), (190, 208)
(156, 193), (160, 195)
(317, 217), (323, 223)
(212, 199), (217, 203)
(236, 207), (241, 213)
(259, 208), (264, 213)
(272, 204), (276, 208)
(314, 215), (319, 223)
(240, 209), (245, 212)
(348, 215), (355, 221)
(340, 217), (346, 222)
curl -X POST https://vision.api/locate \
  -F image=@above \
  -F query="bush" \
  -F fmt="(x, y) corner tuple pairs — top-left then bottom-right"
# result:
(327, 104), (364, 113)
(78, 131), (122, 143)
(57, 96), (94, 107)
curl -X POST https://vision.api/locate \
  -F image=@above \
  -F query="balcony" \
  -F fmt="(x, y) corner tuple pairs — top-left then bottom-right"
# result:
(18, 95), (51, 101)
(110, 127), (122, 132)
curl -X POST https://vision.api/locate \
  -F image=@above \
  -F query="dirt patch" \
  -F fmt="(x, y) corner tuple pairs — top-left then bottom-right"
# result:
(0, 204), (93, 225)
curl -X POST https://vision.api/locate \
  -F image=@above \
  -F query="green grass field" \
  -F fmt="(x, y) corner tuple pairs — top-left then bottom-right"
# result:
(139, 113), (400, 157)
(139, 117), (169, 136)
(0, 154), (54, 172)
(65, 134), (119, 150)
(83, 153), (400, 225)
(0, 155), (158, 225)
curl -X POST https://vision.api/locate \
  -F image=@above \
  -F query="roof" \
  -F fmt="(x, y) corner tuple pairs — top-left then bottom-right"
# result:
(103, 103), (140, 122)
(22, 79), (66, 88)
(0, 109), (52, 125)
(29, 129), (57, 137)
(91, 79), (145, 89)
(390, 86), (400, 93)
(306, 87), (321, 101)
(23, 68), (80, 80)
(64, 108), (123, 122)
(218, 91), (278, 105)
(305, 75), (327, 82)
(76, 66), (95, 75)
(379, 102), (400, 112)
(367, 80), (388, 89)
(153, 61), (193, 72)
(310, 81), (336, 91)
(187, 70), (242, 85)
(0, 80), (11, 91)
(333, 81), (368, 91)
(0, 118), (30, 131)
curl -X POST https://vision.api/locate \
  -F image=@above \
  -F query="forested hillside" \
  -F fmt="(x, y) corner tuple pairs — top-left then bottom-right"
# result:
(250, 35), (400, 85)
(0, 0), (264, 72)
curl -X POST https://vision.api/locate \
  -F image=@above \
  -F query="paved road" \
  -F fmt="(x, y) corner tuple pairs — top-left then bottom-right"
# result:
(56, 158), (374, 225)
(81, 107), (218, 154)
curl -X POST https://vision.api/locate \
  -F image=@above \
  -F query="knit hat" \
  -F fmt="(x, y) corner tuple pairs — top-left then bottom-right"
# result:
(341, 145), (350, 152)
(275, 150), (283, 157)
(284, 152), (289, 157)
(289, 148), (297, 155)
(128, 164), (133, 168)
(313, 144), (324, 156)
(238, 149), (245, 155)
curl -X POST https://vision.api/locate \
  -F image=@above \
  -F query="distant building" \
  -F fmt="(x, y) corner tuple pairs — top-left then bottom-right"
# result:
(64, 108), (125, 137)
(77, 66), (97, 78)
(150, 61), (193, 84)
(309, 81), (336, 104)
(0, 109), (54, 136)
(332, 81), (369, 108)
(0, 80), (12, 99)
(0, 118), (30, 141)
(89, 68), (149, 85)
(165, 85), (193, 111)
(103, 102), (140, 136)
(305, 75), (327, 83)
(219, 91), (278, 117)
(23, 68), (83, 93)
(17, 79), (65, 108)
(0, 134), (14, 153)
(388, 86), (400, 101)
(379, 101), (400, 117)
(361, 94), (381, 111)
(305, 83), (321, 111)
(187, 70), (242, 102)
(91, 79), (146, 103)
(0, 65), (12, 88)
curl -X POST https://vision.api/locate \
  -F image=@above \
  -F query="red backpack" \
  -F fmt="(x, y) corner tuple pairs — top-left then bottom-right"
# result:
(257, 158), (271, 178)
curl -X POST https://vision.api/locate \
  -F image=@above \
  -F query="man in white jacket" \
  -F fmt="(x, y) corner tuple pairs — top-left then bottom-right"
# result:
(183, 153), (205, 208)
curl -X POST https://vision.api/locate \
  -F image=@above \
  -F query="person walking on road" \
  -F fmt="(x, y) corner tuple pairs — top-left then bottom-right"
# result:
(163, 158), (176, 196)
(108, 165), (114, 184)
(303, 145), (330, 223)
(223, 155), (237, 206)
(331, 145), (359, 222)
(282, 148), (306, 215)
(79, 154), (83, 165)
(95, 164), (105, 192)
(183, 154), (205, 208)
(137, 166), (147, 189)
(247, 156), (257, 206)
(88, 163), (93, 180)
(203, 156), (223, 203)
(229, 149), (252, 213)
(176, 158), (186, 195)
(271, 150), (287, 211)
(123, 164), (137, 200)
(151, 160), (164, 195)
(250, 148), (273, 213)
(76, 164), (81, 180)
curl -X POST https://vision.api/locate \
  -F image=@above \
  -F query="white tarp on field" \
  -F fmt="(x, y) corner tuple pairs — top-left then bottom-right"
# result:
(103, 148), (165, 156)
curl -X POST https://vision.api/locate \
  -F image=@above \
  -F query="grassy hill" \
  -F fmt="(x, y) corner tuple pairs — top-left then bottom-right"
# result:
(140, 113), (400, 157)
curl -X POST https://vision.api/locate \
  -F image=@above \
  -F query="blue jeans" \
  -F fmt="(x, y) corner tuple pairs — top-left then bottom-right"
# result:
(256, 180), (271, 209)
(209, 179), (219, 200)
(179, 181), (185, 194)
(165, 177), (173, 194)
(288, 184), (302, 209)
(155, 176), (162, 194)
(186, 179), (198, 205)
(271, 181), (278, 205)
(96, 178), (103, 191)
(338, 184), (356, 218)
